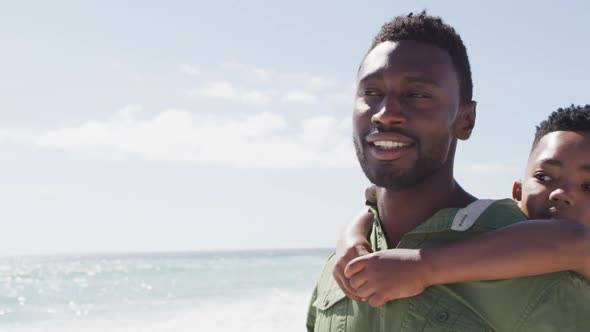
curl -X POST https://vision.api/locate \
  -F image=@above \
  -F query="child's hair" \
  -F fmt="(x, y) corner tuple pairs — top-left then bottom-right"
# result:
(370, 11), (472, 104)
(532, 104), (590, 148)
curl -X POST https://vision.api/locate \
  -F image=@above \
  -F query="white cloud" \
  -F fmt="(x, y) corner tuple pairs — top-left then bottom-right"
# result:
(181, 63), (349, 107)
(190, 80), (272, 105)
(284, 73), (337, 91)
(326, 92), (353, 105)
(0, 129), (35, 144)
(282, 91), (318, 105)
(30, 105), (356, 168)
(179, 63), (200, 76)
(222, 61), (273, 80)
(110, 104), (144, 123)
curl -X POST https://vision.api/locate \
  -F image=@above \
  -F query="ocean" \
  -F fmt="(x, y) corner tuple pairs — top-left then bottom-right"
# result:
(0, 248), (332, 331)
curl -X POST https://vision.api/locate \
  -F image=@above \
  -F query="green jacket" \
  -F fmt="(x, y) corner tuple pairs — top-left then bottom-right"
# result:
(307, 199), (590, 332)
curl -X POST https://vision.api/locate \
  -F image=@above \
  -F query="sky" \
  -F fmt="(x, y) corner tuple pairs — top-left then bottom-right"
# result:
(1, 0), (589, 255)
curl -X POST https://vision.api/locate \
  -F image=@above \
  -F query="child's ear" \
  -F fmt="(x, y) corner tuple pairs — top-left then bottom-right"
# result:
(512, 180), (522, 201)
(455, 101), (476, 140)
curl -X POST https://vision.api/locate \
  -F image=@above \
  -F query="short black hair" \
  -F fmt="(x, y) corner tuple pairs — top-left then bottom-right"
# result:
(533, 104), (590, 147)
(370, 11), (473, 103)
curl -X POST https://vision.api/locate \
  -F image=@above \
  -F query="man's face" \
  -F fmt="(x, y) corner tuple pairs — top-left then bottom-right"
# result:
(514, 131), (590, 226)
(353, 40), (469, 190)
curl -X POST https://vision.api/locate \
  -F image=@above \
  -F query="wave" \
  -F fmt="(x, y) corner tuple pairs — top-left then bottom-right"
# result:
(2, 287), (314, 332)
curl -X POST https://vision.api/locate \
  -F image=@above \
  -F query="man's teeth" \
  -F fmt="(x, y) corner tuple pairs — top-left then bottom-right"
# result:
(373, 141), (411, 149)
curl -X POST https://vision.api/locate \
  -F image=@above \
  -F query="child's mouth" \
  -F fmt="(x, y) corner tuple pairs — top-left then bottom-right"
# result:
(548, 206), (561, 217)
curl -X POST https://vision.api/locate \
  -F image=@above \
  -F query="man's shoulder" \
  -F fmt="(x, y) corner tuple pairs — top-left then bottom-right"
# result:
(473, 198), (527, 230)
(408, 199), (526, 238)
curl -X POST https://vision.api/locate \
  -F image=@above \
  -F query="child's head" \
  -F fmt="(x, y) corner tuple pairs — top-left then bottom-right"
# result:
(513, 104), (590, 225)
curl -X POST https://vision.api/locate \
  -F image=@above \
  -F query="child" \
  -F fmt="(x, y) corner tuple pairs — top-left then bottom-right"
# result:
(333, 105), (590, 307)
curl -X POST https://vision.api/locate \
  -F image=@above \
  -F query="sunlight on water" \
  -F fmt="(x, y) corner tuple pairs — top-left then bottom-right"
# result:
(0, 249), (330, 331)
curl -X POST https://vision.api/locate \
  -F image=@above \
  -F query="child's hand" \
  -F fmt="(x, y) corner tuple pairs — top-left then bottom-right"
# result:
(344, 249), (432, 307)
(332, 185), (377, 300)
(333, 229), (372, 301)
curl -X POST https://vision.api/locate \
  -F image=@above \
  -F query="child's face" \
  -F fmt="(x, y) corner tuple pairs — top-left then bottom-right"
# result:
(513, 131), (590, 226)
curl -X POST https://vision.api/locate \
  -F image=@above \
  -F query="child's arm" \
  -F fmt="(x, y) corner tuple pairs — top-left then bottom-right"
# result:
(424, 219), (590, 284)
(332, 208), (373, 301)
(344, 219), (590, 307)
(332, 185), (378, 301)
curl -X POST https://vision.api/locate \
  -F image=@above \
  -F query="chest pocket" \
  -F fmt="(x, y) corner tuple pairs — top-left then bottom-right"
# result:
(407, 287), (494, 332)
(311, 275), (348, 332)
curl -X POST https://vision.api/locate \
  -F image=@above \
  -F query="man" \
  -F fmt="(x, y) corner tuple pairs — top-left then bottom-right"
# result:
(307, 12), (590, 332)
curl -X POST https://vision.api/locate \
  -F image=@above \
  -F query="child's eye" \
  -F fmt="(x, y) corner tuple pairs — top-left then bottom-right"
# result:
(406, 91), (430, 99)
(534, 173), (552, 182)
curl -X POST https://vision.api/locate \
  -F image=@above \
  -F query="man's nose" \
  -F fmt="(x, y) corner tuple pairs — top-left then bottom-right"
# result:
(549, 187), (573, 206)
(371, 94), (407, 127)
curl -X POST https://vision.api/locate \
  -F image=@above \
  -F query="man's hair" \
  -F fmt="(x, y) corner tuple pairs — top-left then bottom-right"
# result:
(533, 104), (590, 147)
(370, 11), (473, 103)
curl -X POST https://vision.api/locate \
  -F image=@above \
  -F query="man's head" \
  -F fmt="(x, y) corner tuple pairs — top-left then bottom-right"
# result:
(513, 105), (590, 226)
(353, 12), (476, 190)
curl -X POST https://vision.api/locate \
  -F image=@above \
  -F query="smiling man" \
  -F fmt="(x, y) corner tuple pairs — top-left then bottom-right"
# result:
(307, 12), (590, 332)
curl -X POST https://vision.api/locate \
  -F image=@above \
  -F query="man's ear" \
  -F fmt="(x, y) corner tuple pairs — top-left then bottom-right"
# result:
(512, 180), (522, 201)
(455, 101), (476, 140)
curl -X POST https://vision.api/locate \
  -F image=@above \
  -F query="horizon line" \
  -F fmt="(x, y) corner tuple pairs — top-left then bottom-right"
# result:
(0, 246), (335, 259)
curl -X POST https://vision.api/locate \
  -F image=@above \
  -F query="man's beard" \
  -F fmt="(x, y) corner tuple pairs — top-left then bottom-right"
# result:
(353, 135), (449, 190)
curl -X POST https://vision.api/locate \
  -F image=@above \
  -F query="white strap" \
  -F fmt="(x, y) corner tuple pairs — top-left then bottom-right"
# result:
(451, 199), (496, 231)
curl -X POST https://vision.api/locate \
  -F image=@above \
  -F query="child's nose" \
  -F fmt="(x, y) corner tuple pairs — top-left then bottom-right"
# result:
(549, 188), (573, 205)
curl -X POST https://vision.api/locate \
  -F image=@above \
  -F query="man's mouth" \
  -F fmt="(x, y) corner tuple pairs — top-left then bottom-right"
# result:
(365, 135), (416, 161)
(371, 141), (413, 149)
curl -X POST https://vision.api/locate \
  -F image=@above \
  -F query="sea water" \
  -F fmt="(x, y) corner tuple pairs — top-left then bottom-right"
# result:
(0, 249), (331, 331)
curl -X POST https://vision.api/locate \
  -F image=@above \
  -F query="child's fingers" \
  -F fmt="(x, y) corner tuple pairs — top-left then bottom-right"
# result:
(354, 244), (371, 256)
(349, 273), (367, 290)
(333, 270), (362, 301)
(344, 256), (368, 278)
(332, 256), (349, 282)
(352, 281), (375, 300)
(368, 294), (386, 308)
(365, 185), (377, 204)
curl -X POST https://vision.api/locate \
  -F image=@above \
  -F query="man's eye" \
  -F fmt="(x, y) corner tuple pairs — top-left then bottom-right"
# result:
(362, 89), (382, 97)
(534, 174), (552, 182)
(582, 183), (590, 192)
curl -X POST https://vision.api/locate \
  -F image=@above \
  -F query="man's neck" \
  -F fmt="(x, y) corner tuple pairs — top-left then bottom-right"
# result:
(376, 174), (476, 247)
